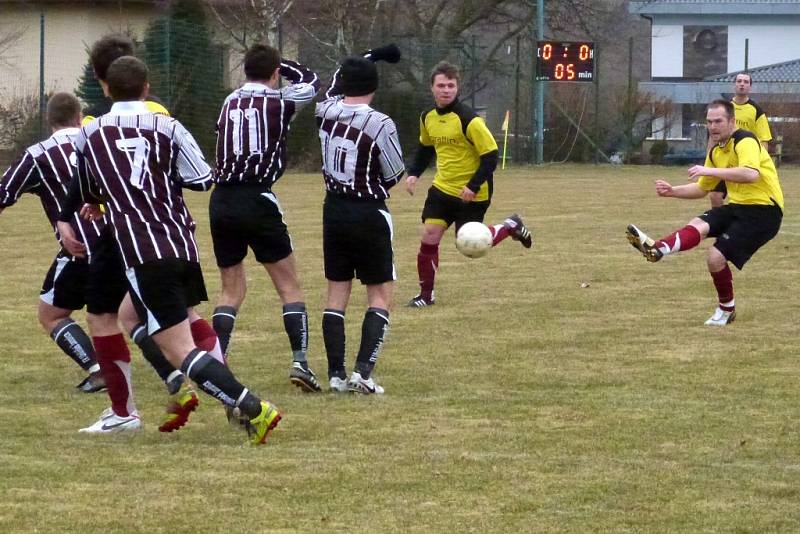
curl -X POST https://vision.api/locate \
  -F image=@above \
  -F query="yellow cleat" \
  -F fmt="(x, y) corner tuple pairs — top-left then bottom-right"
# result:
(158, 383), (199, 433)
(245, 401), (282, 445)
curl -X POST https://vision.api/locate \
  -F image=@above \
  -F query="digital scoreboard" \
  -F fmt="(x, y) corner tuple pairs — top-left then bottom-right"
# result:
(535, 41), (595, 82)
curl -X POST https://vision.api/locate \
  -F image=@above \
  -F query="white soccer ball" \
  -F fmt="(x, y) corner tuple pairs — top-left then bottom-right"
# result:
(455, 221), (493, 259)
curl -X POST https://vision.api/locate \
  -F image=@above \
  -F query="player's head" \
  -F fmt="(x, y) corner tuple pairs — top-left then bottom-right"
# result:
(734, 72), (752, 98)
(244, 44), (281, 86)
(338, 56), (378, 98)
(90, 34), (135, 82)
(430, 61), (459, 108)
(46, 92), (82, 130)
(106, 56), (149, 102)
(706, 99), (736, 143)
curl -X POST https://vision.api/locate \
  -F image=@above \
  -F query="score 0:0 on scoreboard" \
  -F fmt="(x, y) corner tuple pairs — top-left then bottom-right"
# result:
(535, 41), (595, 82)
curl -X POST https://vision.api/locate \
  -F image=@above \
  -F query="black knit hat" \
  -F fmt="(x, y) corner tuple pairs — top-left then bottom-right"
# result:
(338, 56), (378, 96)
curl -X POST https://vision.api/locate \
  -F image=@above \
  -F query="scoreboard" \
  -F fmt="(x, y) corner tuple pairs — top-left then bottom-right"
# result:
(535, 41), (595, 82)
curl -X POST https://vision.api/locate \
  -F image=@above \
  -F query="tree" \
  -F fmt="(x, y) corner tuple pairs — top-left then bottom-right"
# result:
(74, 61), (106, 113)
(203, 0), (295, 51)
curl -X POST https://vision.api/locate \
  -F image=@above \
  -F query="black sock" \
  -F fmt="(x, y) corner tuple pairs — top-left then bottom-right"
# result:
(322, 309), (346, 379)
(283, 302), (308, 367)
(51, 318), (98, 372)
(355, 308), (389, 379)
(130, 324), (182, 394)
(181, 349), (261, 418)
(212, 306), (237, 355)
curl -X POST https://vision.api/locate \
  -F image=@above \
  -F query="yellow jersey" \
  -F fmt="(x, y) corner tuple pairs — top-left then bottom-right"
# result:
(731, 99), (771, 144)
(698, 129), (783, 210)
(418, 101), (498, 201)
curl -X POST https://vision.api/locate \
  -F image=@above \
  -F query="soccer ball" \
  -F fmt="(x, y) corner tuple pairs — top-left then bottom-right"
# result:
(455, 222), (493, 258)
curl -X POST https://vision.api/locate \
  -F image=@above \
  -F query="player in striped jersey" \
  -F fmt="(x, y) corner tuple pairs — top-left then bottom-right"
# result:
(316, 46), (404, 394)
(64, 56), (281, 443)
(0, 93), (105, 392)
(210, 44), (322, 392)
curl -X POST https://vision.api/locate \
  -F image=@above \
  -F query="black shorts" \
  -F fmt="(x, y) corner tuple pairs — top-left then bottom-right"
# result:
(421, 186), (490, 231)
(323, 193), (395, 285)
(40, 252), (89, 311)
(209, 183), (293, 268)
(126, 259), (208, 335)
(712, 181), (728, 197)
(698, 203), (782, 270)
(84, 230), (128, 315)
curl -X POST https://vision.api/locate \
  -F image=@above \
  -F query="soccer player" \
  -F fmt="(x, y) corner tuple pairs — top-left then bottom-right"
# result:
(66, 56), (281, 443)
(709, 72), (772, 208)
(316, 47), (404, 394)
(210, 44), (321, 392)
(0, 93), (105, 393)
(404, 61), (533, 308)
(626, 99), (783, 326)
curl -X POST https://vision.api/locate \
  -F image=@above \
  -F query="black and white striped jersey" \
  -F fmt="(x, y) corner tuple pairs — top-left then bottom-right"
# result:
(315, 96), (404, 201)
(0, 127), (105, 259)
(214, 59), (319, 186)
(73, 101), (212, 269)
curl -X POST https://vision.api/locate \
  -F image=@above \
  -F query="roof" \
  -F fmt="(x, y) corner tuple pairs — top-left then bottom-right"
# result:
(630, 1), (800, 15)
(706, 58), (800, 83)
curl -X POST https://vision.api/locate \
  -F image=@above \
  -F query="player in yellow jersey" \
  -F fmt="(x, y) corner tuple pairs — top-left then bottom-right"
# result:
(709, 72), (772, 208)
(626, 99), (783, 326)
(404, 61), (532, 307)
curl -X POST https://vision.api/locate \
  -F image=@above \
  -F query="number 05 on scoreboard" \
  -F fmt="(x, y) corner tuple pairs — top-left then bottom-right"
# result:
(535, 41), (595, 82)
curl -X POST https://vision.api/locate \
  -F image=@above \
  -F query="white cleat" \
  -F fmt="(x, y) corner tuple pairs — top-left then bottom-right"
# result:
(348, 371), (385, 395)
(704, 307), (736, 326)
(329, 376), (349, 393)
(79, 407), (142, 434)
(626, 224), (663, 262)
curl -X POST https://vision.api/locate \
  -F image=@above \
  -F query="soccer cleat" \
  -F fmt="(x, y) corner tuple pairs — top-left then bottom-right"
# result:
(76, 372), (107, 393)
(348, 371), (385, 395)
(289, 361), (322, 393)
(704, 307), (736, 326)
(626, 224), (663, 262)
(407, 294), (435, 308)
(329, 376), (349, 393)
(505, 214), (533, 249)
(158, 383), (200, 433)
(244, 401), (282, 445)
(79, 407), (141, 434)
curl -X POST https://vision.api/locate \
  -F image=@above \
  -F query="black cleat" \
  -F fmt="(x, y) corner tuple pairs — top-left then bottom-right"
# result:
(290, 362), (322, 393)
(505, 214), (533, 249)
(407, 295), (435, 308)
(76, 373), (107, 393)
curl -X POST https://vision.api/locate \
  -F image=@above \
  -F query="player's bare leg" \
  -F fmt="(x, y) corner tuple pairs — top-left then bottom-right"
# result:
(323, 280), (352, 392)
(409, 222), (446, 307)
(212, 263), (246, 357)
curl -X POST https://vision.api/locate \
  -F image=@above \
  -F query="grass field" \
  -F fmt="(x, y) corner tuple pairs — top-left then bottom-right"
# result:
(0, 164), (798, 533)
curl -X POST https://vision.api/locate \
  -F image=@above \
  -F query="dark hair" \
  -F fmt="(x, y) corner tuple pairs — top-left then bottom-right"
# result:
(735, 72), (752, 85)
(106, 56), (148, 101)
(708, 99), (735, 120)
(430, 61), (460, 85)
(338, 56), (378, 96)
(90, 34), (135, 81)
(244, 44), (281, 81)
(46, 92), (81, 128)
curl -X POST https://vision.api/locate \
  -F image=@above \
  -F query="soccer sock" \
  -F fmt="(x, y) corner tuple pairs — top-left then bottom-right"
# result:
(710, 265), (735, 311)
(93, 334), (135, 417)
(190, 318), (225, 365)
(489, 224), (511, 246)
(354, 308), (389, 379)
(130, 323), (183, 394)
(417, 243), (439, 301)
(655, 225), (701, 256)
(50, 318), (99, 373)
(212, 305), (237, 355)
(283, 302), (309, 367)
(322, 309), (346, 379)
(181, 349), (262, 418)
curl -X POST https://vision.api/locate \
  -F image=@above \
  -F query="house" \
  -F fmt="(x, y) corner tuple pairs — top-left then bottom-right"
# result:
(629, 0), (800, 150)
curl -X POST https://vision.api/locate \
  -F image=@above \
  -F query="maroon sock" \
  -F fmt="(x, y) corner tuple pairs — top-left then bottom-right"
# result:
(417, 243), (439, 300)
(93, 334), (134, 417)
(656, 225), (701, 253)
(489, 224), (510, 246)
(190, 318), (225, 364)
(710, 265), (735, 310)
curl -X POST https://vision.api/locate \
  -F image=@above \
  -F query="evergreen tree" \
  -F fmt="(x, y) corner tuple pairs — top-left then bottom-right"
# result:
(75, 60), (108, 115)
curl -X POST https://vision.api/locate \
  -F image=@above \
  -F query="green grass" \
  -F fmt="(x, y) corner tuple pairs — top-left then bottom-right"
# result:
(1, 164), (799, 533)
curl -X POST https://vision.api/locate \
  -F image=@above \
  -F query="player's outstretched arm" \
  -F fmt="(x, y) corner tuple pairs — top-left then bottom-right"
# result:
(656, 179), (706, 199)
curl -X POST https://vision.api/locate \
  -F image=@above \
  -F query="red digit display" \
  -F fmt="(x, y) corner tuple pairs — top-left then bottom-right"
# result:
(536, 41), (595, 83)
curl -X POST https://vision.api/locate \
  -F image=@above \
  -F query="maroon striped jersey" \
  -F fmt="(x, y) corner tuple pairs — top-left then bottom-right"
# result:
(214, 59), (320, 186)
(0, 127), (105, 259)
(73, 101), (212, 269)
(315, 96), (405, 200)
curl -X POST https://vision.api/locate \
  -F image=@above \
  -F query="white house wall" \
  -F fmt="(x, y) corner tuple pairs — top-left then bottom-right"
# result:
(651, 24), (684, 78)
(728, 25), (800, 72)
